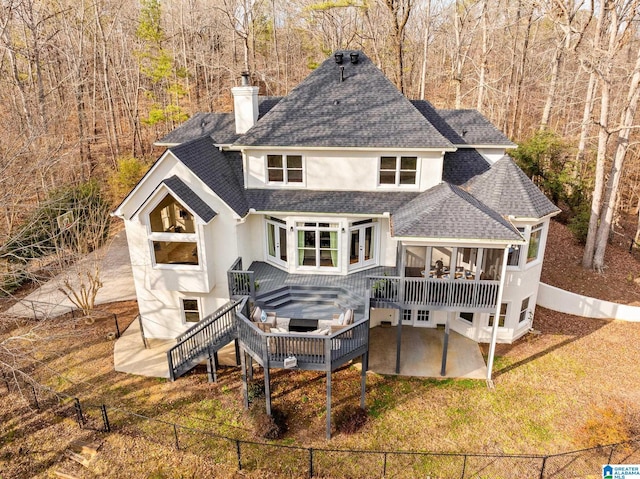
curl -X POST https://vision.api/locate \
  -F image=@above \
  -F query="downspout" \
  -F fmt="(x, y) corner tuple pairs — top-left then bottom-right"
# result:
(486, 245), (510, 385)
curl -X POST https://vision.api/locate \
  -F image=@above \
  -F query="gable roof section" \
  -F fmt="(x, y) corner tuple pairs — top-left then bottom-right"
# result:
(162, 176), (217, 223)
(442, 149), (490, 185)
(156, 97), (282, 146)
(436, 109), (515, 147)
(156, 113), (237, 146)
(170, 136), (249, 217)
(391, 183), (523, 241)
(235, 52), (453, 149)
(247, 189), (419, 215)
(467, 156), (560, 219)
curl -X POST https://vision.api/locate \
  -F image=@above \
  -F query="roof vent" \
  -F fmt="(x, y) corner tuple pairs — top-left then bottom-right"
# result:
(350, 52), (359, 64)
(240, 71), (250, 86)
(334, 52), (344, 64)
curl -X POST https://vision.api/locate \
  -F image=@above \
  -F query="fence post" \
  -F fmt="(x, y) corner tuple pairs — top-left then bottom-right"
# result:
(31, 301), (37, 321)
(382, 452), (387, 477)
(31, 385), (39, 409)
(173, 424), (180, 450)
(236, 440), (242, 471)
(114, 314), (121, 338)
(309, 448), (313, 478)
(74, 398), (85, 428)
(101, 405), (111, 432)
(608, 444), (616, 464)
(460, 454), (467, 479)
(539, 456), (548, 479)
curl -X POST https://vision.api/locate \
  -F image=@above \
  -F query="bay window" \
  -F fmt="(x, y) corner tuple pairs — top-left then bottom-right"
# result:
(148, 194), (199, 266)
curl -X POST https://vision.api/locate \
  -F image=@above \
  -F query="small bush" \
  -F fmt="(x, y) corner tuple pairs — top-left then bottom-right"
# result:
(334, 405), (368, 434)
(107, 156), (151, 204)
(247, 380), (265, 403)
(253, 408), (288, 440)
(567, 203), (591, 244)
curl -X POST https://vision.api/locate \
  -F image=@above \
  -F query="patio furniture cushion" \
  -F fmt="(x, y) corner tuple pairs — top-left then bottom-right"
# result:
(251, 306), (276, 331)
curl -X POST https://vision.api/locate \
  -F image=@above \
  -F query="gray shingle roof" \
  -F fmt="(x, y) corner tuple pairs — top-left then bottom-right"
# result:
(391, 183), (523, 241)
(170, 137), (249, 217)
(157, 113), (238, 145)
(162, 175), (217, 223)
(467, 156), (560, 219)
(235, 52), (453, 149)
(156, 97), (282, 146)
(442, 149), (491, 185)
(246, 190), (419, 215)
(436, 109), (515, 146)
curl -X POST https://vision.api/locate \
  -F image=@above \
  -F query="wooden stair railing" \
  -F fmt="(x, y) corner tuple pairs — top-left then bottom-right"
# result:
(167, 299), (241, 381)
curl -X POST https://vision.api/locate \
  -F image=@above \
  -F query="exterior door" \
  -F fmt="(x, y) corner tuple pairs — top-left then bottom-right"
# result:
(349, 223), (376, 270)
(402, 309), (432, 328)
(266, 220), (287, 267)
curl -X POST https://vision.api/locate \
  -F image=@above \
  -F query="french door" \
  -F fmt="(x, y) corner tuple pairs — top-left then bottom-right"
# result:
(349, 222), (376, 271)
(266, 220), (287, 267)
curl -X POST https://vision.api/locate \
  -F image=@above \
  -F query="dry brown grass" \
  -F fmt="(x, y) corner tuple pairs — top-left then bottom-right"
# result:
(1, 220), (639, 477)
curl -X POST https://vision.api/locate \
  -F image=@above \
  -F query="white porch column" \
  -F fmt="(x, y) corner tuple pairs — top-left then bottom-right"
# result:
(486, 245), (511, 383)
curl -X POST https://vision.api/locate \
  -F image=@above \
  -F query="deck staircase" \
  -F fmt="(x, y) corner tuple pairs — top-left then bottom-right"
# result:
(255, 285), (366, 319)
(166, 299), (241, 381)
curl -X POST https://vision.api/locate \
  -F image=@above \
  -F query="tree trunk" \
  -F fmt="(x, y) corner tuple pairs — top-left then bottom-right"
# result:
(419, 0), (432, 100)
(592, 43), (640, 271)
(476, 0), (488, 112)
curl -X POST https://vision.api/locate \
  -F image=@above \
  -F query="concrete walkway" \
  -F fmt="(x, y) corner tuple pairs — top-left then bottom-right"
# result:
(368, 326), (487, 379)
(6, 230), (136, 318)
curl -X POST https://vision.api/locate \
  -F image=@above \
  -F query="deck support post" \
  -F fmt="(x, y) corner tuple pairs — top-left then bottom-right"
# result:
(248, 353), (253, 380)
(360, 352), (368, 409)
(440, 313), (451, 376)
(234, 339), (241, 366)
(206, 350), (217, 383)
(326, 370), (332, 439)
(240, 347), (249, 409)
(264, 366), (272, 416)
(395, 310), (402, 374)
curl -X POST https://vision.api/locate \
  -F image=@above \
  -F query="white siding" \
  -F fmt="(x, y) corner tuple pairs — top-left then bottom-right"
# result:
(244, 149), (444, 192)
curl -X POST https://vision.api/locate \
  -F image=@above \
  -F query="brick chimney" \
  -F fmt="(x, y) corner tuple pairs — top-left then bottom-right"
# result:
(231, 72), (258, 134)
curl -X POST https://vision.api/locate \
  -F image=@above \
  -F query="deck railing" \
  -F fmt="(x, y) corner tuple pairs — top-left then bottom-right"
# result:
(167, 299), (240, 380)
(227, 257), (256, 299)
(368, 276), (500, 311)
(236, 308), (369, 371)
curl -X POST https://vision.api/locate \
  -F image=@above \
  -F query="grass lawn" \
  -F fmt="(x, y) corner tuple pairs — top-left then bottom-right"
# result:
(2, 299), (640, 478)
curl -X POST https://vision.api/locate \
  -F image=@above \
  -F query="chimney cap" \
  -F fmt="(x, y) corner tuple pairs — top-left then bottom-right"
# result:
(350, 52), (359, 64)
(240, 71), (250, 86)
(334, 52), (344, 64)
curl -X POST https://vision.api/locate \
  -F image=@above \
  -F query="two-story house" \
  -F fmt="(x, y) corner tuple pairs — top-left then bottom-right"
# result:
(114, 51), (559, 370)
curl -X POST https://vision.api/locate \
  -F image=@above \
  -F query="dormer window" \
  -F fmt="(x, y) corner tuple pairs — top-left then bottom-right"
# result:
(267, 154), (303, 183)
(148, 194), (199, 266)
(379, 156), (417, 186)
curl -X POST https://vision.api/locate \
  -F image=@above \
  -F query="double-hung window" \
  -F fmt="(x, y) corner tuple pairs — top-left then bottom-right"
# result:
(379, 156), (417, 186)
(488, 303), (508, 328)
(507, 228), (526, 267)
(519, 297), (531, 323)
(267, 154), (303, 184)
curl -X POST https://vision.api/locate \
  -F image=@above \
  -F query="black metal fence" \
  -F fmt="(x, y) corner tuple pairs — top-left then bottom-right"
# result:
(9, 378), (640, 478)
(0, 298), (125, 338)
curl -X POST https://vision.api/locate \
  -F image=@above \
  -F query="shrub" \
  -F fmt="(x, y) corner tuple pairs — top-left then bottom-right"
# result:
(334, 405), (368, 434)
(247, 380), (265, 403)
(253, 408), (288, 440)
(107, 156), (151, 204)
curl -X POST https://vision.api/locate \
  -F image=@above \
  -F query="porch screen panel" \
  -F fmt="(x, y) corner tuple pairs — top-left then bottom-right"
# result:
(482, 249), (503, 280)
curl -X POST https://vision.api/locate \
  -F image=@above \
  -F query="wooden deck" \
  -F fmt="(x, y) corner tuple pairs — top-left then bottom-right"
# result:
(249, 261), (396, 299)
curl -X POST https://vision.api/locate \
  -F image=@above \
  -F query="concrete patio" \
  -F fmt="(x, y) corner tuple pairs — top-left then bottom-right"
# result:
(368, 325), (487, 379)
(114, 319), (487, 380)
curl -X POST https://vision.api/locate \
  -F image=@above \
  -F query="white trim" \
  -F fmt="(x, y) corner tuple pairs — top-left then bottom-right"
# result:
(233, 145), (456, 152)
(394, 237), (526, 246)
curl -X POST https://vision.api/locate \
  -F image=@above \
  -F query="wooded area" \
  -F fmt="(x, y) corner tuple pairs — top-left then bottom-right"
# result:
(1, 0), (640, 285)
